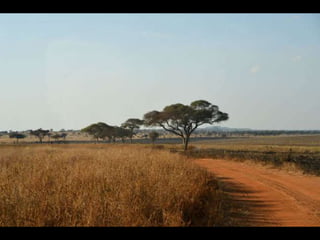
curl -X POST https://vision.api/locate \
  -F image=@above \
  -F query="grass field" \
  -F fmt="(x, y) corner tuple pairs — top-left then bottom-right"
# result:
(1, 135), (319, 226)
(0, 144), (222, 226)
(187, 135), (320, 176)
(193, 135), (320, 152)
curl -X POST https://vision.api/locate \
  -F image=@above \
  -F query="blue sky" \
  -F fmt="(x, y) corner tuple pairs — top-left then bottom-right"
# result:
(0, 14), (319, 131)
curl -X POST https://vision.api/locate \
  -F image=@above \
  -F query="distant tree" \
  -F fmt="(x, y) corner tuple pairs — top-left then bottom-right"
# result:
(81, 122), (103, 142)
(149, 131), (160, 145)
(29, 129), (50, 143)
(51, 133), (68, 142)
(9, 132), (26, 143)
(82, 123), (95, 141)
(143, 100), (229, 151)
(60, 132), (67, 140)
(121, 118), (144, 143)
(113, 127), (131, 143)
(51, 133), (61, 141)
(81, 122), (114, 142)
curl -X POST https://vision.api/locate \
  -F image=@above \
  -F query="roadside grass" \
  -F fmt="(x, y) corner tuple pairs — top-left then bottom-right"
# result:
(0, 144), (224, 226)
(183, 135), (320, 176)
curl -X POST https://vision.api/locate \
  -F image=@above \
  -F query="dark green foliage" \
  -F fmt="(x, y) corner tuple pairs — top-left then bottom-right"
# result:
(51, 133), (68, 141)
(29, 129), (50, 143)
(9, 132), (26, 143)
(121, 118), (144, 143)
(81, 122), (114, 142)
(81, 122), (131, 143)
(113, 126), (131, 143)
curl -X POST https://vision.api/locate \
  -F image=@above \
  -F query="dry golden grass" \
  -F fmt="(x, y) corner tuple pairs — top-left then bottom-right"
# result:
(193, 135), (320, 153)
(0, 144), (220, 226)
(188, 135), (320, 176)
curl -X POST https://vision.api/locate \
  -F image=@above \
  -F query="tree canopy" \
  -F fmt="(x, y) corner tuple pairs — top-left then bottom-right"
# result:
(51, 133), (68, 141)
(81, 122), (114, 142)
(81, 122), (131, 143)
(143, 100), (229, 150)
(9, 132), (26, 143)
(121, 118), (144, 143)
(29, 129), (50, 143)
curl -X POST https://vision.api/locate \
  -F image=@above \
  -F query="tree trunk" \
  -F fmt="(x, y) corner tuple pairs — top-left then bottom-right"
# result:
(181, 136), (189, 151)
(183, 134), (191, 151)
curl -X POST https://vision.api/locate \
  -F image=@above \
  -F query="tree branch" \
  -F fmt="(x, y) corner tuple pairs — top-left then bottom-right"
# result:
(158, 122), (183, 137)
(189, 123), (199, 135)
(165, 120), (184, 137)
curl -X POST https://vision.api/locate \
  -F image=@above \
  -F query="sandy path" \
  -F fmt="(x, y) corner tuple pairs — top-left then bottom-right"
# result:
(193, 159), (320, 226)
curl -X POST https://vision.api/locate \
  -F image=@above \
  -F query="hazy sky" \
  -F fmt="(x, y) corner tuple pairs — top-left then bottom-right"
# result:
(1, 14), (320, 131)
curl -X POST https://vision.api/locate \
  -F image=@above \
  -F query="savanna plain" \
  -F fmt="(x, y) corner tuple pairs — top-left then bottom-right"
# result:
(0, 134), (320, 226)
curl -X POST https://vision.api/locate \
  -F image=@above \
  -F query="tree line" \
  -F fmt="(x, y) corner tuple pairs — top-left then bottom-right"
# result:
(2, 100), (229, 150)
(7, 130), (68, 144)
(82, 99), (228, 150)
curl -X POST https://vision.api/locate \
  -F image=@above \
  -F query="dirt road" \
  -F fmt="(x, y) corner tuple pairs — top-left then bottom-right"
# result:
(194, 159), (320, 226)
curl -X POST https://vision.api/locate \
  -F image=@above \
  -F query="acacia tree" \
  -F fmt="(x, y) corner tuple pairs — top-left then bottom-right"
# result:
(51, 133), (61, 141)
(113, 126), (131, 143)
(51, 133), (68, 142)
(9, 132), (26, 143)
(121, 118), (144, 143)
(143, 100), (229, 151)
(30, 129), (50, 143)
(60, 132), (67, 140)
(82, 122), (135, 143)
(81, 122), (114, 142)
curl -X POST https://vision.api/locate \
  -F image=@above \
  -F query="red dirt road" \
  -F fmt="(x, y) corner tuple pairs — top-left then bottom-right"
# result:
(194, 159), (320, 226)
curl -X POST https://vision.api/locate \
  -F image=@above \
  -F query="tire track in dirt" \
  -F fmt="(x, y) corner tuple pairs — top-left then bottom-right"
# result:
(193, 158), (320, 226)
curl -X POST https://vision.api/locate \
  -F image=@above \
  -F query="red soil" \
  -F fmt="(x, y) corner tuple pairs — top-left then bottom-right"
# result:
(194, 158), (320, 226)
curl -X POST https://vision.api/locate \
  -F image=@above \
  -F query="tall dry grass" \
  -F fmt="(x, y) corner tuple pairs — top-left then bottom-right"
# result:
(0, 144), (220, 226)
